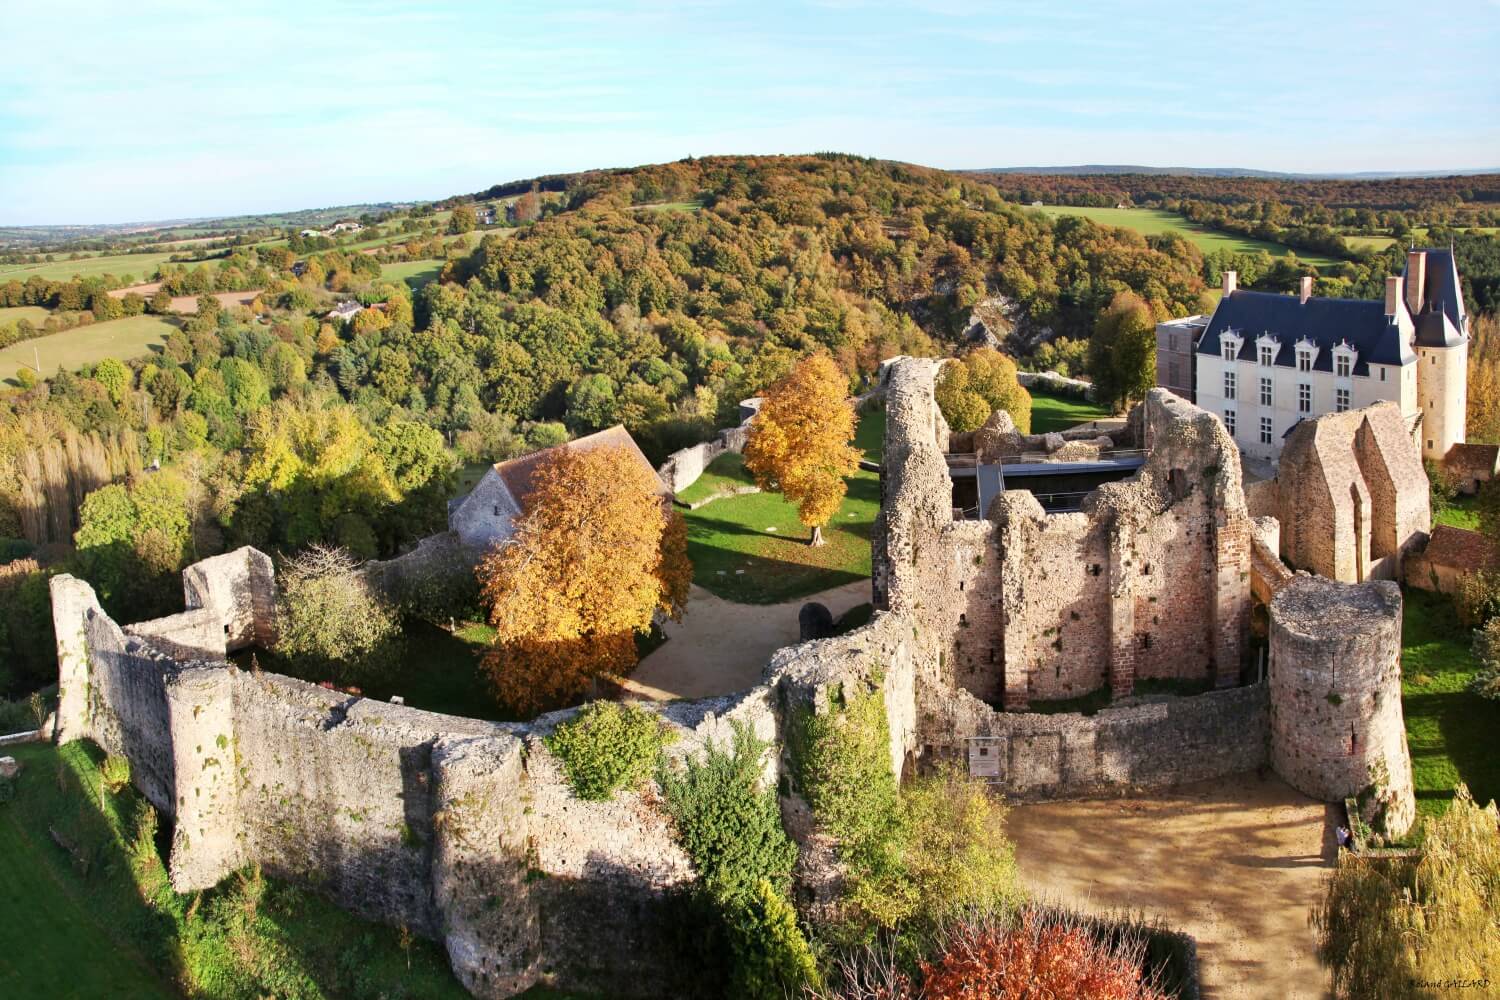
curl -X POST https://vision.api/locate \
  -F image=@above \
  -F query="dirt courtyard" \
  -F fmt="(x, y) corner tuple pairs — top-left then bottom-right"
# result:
(622, 580), (871, 700)
(1006, 773), (1334, 999)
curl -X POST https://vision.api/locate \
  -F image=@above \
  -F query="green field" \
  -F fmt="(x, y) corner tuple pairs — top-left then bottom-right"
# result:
(1435, 493), (1480, 531)
(1400, 589), (1499, 829)
(634, 201), (703, 213)
(0, 314), (179, 384)
(682, 410), (882, 603)
(1035, 206), (1343, 267)
(1027, 388), (1114, 433)
(1344, 234), (1398, 252)
(0, 249), (186, 284)
(381, 259), (445, 289)
(0, 305), (51, 326)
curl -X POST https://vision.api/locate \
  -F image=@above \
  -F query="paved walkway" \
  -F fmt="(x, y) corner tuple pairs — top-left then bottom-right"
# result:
(621, 580), (872, 700)
(1006, 773), (1334, 999)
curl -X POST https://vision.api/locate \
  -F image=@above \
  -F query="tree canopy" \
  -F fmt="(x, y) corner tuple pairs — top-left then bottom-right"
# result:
(476, 443), (691, 712)
(743, 353), (861, 546)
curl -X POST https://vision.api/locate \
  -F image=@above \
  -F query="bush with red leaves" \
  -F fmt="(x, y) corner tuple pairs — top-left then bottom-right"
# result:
(918, 909), (1172, 1000)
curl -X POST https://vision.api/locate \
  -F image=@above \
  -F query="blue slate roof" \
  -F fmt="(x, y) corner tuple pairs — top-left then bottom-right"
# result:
(1407, 248), (1467, 348)
(1196, 289), (1412, 376)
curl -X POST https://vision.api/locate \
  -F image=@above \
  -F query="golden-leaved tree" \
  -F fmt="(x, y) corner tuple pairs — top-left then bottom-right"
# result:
(477, 444), (691, 713)
(743, 352), (860, 546)
(935, 348), (1033, 433)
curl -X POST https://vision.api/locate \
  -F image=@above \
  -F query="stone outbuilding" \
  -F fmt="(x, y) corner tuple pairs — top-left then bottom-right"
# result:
(1405, 524), (1500, 595)
(1443, 442), (1500, 495)
(447, 425), (666, 550)
(1271, 401), (1431, 583)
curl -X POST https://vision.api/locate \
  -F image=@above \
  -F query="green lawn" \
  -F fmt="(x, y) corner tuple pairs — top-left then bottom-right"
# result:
(676, 451), (755, 506)
(634, 201), (703, 213)
(0, 305), (51, 326)
(1035, 206), (1344, 267)
(1344, 234), (1398, 253)
(0, 314), (180, 384)
(381, 259), (445, 289)
(682, 411), (882, 604)
(1028, 388), (1114, 433)
(1435, 492), (1479, 531)
(0, 249), (184, 284)
(1400, 589), (1500, 827)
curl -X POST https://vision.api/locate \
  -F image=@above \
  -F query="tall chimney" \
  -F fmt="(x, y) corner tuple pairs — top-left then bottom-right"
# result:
(1222, 270), (1237, 297)
(1299, 276), (1314, 304)
(1406, 250), (1426, 316)
(1385, 275), (1401, 317)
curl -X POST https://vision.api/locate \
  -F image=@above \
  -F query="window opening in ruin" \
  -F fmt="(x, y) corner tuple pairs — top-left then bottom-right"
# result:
(1089, 564), (1102, 577)
(1138, 632), (1153, 650)
(1168, 468), (1189, 499)
(1141, 563), (1152, 576)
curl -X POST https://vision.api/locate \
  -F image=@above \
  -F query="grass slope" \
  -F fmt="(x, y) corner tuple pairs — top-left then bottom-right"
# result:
(1027, 388), (1114, 433)
(1401, 589), (1500, 826)
(381, 259), (444, 289)
(682, 409), (883, 604)
(1434, 492), (1479, 531)
(0, 741), (593, 999)
(0, 314), (179, 384)
(1035, 206), (1343, 267)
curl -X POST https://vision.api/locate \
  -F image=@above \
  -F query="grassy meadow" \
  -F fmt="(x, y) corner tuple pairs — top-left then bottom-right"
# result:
(681, 409), (883, 604)
(0, 305), (52, 326)
(1027, 388), (1114, 434)
(0, 314), (179, 384)
(1035, 205), (1343, 267)
(381, 259), (445, 289)
(0, 249), (186, 284)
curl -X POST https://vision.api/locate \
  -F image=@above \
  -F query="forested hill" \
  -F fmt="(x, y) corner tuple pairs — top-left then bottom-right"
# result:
(0, 153), (1461, 698)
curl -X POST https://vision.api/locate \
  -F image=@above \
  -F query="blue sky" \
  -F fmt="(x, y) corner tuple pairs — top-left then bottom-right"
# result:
(2, 0), (1497, 225)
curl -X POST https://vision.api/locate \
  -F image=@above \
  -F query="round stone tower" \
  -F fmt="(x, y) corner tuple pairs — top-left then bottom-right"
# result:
(1268, 575), (1415, 840)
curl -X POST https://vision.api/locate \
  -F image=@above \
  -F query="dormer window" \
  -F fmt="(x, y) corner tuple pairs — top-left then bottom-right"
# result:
(1256, 334), (1279, 367)
(1220, 331), (1243, 363)
(1333, 343), (1355, 379)
(1295, 337), (1318, 373)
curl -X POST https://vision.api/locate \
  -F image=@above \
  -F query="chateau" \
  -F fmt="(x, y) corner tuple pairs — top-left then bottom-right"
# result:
(1156, 249), (1469, 464)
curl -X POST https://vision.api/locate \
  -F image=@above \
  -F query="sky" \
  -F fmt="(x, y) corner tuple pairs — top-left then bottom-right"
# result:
(2, 0), (1498, 226)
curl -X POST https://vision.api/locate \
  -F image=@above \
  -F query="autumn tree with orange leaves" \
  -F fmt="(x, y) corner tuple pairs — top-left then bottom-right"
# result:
(477, 444), (691, 713)
(743, 353), (860, 547)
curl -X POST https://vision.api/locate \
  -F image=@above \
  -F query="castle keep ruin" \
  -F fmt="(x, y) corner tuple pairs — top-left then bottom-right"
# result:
(47, 356), (1418, 998)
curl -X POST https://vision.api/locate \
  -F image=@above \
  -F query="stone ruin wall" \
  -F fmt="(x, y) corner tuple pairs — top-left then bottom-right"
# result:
(873, 358), (1415, 807)
(50, 544), (914, 998)
(1268, 575), (1416, 839)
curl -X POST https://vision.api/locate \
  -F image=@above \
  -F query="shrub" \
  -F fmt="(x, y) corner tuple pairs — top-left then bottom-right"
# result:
(100, 754), (131, 794)
(1470, 618), (1500, 700)
(1427, 460), (1459, 519)
(1311, 785), (1500, 999)
(275, 544), (401, 685)
(658, 720), (797, 907)
(726, 879), (824, 1000)
(918, 908), (1172, 1000)
(791, 684), (1019, 935)
(1453, 569), (1500, 627)
(546, 701), (675, 801)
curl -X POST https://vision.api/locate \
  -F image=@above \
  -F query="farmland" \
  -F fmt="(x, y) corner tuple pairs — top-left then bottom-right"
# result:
(0, 249), (190, 284)
(0, 305), (51, 326)
(1034, 206), (1344, 267)
(0, 314), (178, 383)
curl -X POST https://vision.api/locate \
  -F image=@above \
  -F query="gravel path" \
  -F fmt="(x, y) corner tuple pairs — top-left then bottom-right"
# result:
(621, 580), (872, 700)
(1007, 773), (1334, 999)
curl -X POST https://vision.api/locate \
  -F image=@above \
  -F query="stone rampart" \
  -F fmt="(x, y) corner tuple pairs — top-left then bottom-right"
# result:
(655, 403), (758, 494)
(50, 563), (792, 998)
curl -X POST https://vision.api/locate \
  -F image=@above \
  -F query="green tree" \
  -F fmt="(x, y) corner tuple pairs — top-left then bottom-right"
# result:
(92, 358), (129, 405)
(274, 544), (400, 685)
(1090, 290), (1157, 411)
(447, 204), (477, 234)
